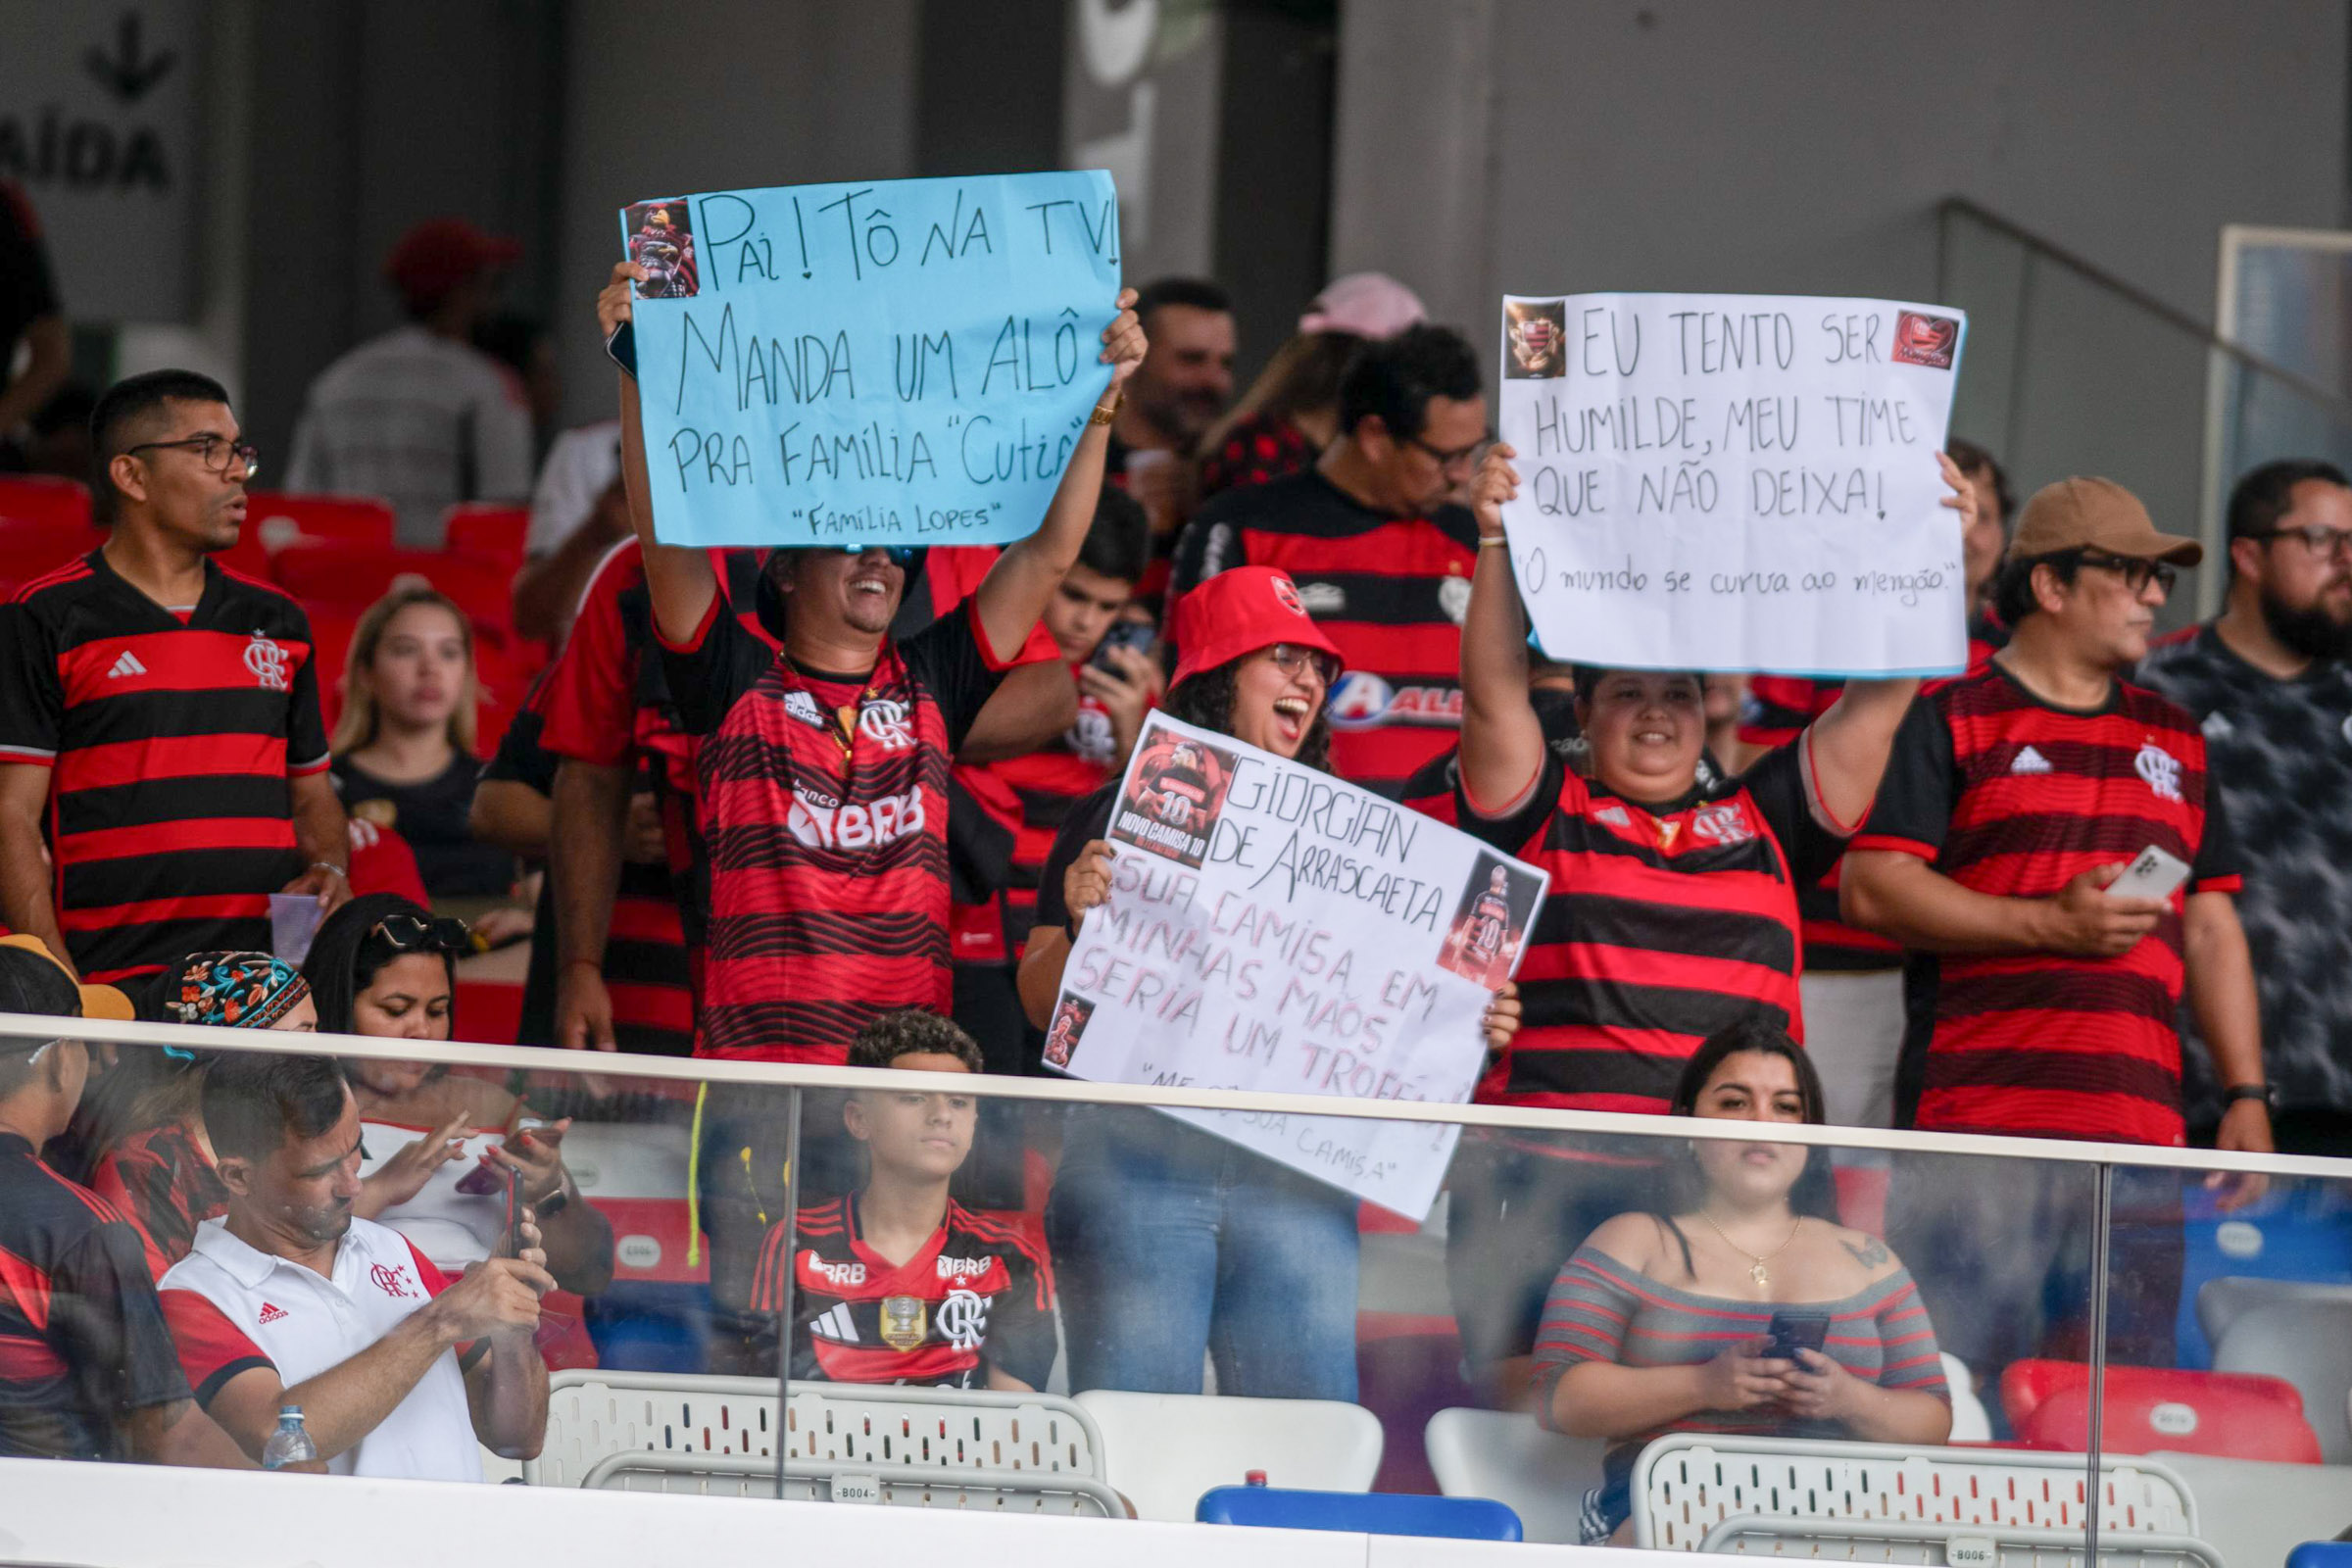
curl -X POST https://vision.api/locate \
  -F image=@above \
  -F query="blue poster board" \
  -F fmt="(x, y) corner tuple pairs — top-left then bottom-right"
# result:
(619, 171), (1120, 548)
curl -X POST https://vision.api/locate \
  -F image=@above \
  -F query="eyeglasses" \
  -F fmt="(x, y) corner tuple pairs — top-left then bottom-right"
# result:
(1405, 433), (1482, 473)
(2075, 550), (2178, 596)
(371, 913), (475, 955)
(123, 434), (261, 479)
(2257, 524), (2352, 561)
(1261, 642), (1342, 684)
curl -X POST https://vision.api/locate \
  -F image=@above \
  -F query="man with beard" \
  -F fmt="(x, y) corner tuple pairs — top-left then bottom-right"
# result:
(2137, 459), (2352, 1153)
(157, 1053), (551, 1477)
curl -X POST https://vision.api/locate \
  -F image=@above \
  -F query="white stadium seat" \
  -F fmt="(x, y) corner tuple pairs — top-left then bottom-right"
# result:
(1071, 1389), (1382, 1523)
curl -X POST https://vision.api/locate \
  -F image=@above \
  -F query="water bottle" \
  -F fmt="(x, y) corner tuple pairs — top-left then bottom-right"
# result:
(261, 1404), (318, 1470)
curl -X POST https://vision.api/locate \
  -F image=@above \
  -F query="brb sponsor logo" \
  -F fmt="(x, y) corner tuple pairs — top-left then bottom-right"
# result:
(806, 1253), (867, 1288)
(1326, 671), (1464, 730)
(788, 784), (926, 850)
(936, 1254), (994, 1280)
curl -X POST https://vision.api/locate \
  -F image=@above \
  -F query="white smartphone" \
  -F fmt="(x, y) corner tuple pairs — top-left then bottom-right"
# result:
(2108, 845), (2191, 902)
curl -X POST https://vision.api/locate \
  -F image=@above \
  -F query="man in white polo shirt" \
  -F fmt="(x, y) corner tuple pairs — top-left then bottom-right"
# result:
(158, 1053), (551, 1479)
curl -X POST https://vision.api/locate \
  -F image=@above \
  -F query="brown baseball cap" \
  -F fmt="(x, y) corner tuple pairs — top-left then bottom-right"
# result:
(2007, 476), (2202, 567)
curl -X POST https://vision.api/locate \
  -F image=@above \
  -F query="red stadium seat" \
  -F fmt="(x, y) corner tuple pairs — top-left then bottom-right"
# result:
(2001, 1358), (2322, 1462)
(454, 980), (523, 1047)
(442, 502), (529, 566)
(273, 543), (518, 646)
(0, 473), (93, 531)
(0, 514), (101, 594)
(305, 609), (359, 735)
(243, 491), (396, 555)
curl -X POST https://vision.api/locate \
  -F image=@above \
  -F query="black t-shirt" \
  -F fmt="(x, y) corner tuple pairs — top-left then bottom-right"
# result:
(0, 1133), (190, 1461)
(331, 752), (514, 899)
(1034, 781), (1122, 938)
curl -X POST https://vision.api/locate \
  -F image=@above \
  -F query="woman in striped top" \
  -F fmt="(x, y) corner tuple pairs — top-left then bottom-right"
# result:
(1534, 1021), (1952, 1543)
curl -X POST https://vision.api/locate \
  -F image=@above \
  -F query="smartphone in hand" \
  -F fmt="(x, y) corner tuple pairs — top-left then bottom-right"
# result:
(1091, 619), (1154, 672)
(1764, 1311), (1830, 1362)
(502, 1163), (524, 1258)
(2108, 845), (2191, 902)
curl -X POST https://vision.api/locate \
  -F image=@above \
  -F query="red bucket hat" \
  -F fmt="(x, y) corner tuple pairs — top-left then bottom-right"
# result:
(1169, 565), (1346, 689)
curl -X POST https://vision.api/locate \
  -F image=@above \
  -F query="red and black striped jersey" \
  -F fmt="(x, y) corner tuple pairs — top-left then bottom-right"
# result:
(748, 1194), (1055, 1389)
(1169, 471), (1479, 800)
(661, 598), (1008, 1062)
(493, 665), (697, 1056)
(90, 1122), (229, 1280)
(0, 1132), (191, 1461)
(0, 552), (329, 982)
(1199, 412), (1318, 503)
(1856, 665), (2239, 1147)
(949, 668), (1115, 965)
(1447, 740), (1845, 1114)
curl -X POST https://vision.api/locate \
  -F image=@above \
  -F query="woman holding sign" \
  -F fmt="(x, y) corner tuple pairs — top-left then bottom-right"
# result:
(1443, 441), (1974, 1408)
(1020, 564), (1524, 1397)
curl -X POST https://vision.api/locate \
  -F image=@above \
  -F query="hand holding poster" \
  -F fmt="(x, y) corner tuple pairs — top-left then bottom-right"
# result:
(1495, 293), (1968, 676)
(1051, 712), (1548, 1219)
(619, 171), (1120, 549)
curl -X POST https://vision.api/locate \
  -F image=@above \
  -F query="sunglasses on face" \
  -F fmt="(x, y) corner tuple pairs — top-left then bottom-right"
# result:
(832, 546), (923, 569)
(2075, 550), (2178, 596)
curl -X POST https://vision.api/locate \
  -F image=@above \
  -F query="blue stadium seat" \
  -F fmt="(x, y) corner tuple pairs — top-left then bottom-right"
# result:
(2286, 1544), (2352, 1568)
(1196, 1484), (1524, 1541)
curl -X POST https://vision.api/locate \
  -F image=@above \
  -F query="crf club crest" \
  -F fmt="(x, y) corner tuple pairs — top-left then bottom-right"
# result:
(858, 696), (916, 750)
(244, 631), (291, 692)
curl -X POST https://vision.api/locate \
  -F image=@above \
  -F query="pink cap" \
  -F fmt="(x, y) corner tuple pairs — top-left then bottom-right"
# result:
(1298, 271), (1426, 339)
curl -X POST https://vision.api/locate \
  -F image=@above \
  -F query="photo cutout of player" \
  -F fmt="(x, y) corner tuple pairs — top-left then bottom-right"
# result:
(1504, 299), (1567, 379)
(1042, 992), (1097, 1071)
(1439, 853), (1541, 988)
(1110, 721), (1240, 868)
(626, 199), (699, 299)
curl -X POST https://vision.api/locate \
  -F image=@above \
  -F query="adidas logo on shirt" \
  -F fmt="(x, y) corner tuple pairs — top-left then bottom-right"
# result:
(257, 1301), (287, 1324)
(812, 1302), (859, 1343)
(2011, 745), (2053, 774)
(106, 651), (147, 679)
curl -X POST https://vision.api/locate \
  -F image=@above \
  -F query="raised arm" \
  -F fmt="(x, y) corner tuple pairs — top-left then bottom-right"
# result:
(595, 261), (719, 647)
(1457, 444), (1547, 812)
(1802, 678), (1918, 830)
(973, 290), (1146, 662)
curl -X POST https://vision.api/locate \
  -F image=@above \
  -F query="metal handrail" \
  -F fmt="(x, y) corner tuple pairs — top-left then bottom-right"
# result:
(1936, 196), (2352, 427)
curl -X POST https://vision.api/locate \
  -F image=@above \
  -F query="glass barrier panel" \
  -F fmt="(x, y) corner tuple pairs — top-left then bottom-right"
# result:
(2096, 1157), (2352, 1568)
(0, 1014), (2128, 1562)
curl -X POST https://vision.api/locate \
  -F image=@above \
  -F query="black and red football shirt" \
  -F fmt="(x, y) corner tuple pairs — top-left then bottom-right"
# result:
(660, 595), (1008, 1062)
(90, 1121), (229, 1279)
(0, 552), (329, 982)
(748, 1195), (1055, 1389)
(1169, 471), (1478, 800)
(1448, 740), (1848, 1114)
(0, 1131), (191, 1460)
(1856, 663), (2238, 1147)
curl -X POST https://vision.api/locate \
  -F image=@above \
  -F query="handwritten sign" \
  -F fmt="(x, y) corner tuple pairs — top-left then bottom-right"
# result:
(1496, 292), (1968, 676)
(619, 172), (1121, 549)
(1049, 713), (1548, 1218)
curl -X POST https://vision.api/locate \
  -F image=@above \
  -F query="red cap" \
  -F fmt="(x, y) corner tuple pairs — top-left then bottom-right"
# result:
(1169, 565), (1346, 689)
(385, 218), (520, 312)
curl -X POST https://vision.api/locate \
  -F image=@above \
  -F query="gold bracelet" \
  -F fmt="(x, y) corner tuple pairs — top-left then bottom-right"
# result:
(1089, 394), (1121, 427)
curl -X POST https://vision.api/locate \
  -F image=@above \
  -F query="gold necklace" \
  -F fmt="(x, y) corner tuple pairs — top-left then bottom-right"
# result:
(1697, 1209), (1804, 1290)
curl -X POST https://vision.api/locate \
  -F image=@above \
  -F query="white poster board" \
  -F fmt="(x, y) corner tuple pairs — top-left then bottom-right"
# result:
(1496, 292), (1968, 676)
(1049, 713), (1547, 1219)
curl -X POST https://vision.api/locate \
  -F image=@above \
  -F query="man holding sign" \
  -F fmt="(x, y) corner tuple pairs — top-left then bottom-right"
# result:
(1446, 436), (1974, 1406)
(594, 240), (1142, 1352)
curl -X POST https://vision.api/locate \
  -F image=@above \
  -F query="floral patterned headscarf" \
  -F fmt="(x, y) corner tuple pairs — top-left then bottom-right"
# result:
(164, 951), (312, 1029)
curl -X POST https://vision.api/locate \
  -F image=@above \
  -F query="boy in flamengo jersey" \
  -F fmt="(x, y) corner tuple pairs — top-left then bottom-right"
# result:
(748, 1012), (1055, 1391)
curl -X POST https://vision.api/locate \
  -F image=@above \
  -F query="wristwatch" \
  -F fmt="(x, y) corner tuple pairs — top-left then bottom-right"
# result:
(2222, 1083), (2275, 1110)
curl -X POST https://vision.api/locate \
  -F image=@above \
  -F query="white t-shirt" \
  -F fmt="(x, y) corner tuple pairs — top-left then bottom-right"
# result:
(525, 421), (622, 555)
(358, 1119), (518, 1270)
(284, 323), (535, 548)
(158, 1215), (481, 1482)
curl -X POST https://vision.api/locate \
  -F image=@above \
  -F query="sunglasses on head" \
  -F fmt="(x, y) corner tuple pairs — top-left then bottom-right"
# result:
(371, 913), (474, 955)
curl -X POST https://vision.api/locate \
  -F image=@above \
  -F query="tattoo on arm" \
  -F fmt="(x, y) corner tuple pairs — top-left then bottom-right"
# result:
(1842, 1236), (1890, 1269)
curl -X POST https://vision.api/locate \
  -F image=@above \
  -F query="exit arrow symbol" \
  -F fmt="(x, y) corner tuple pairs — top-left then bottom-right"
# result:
(85, 12), (177, 103)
